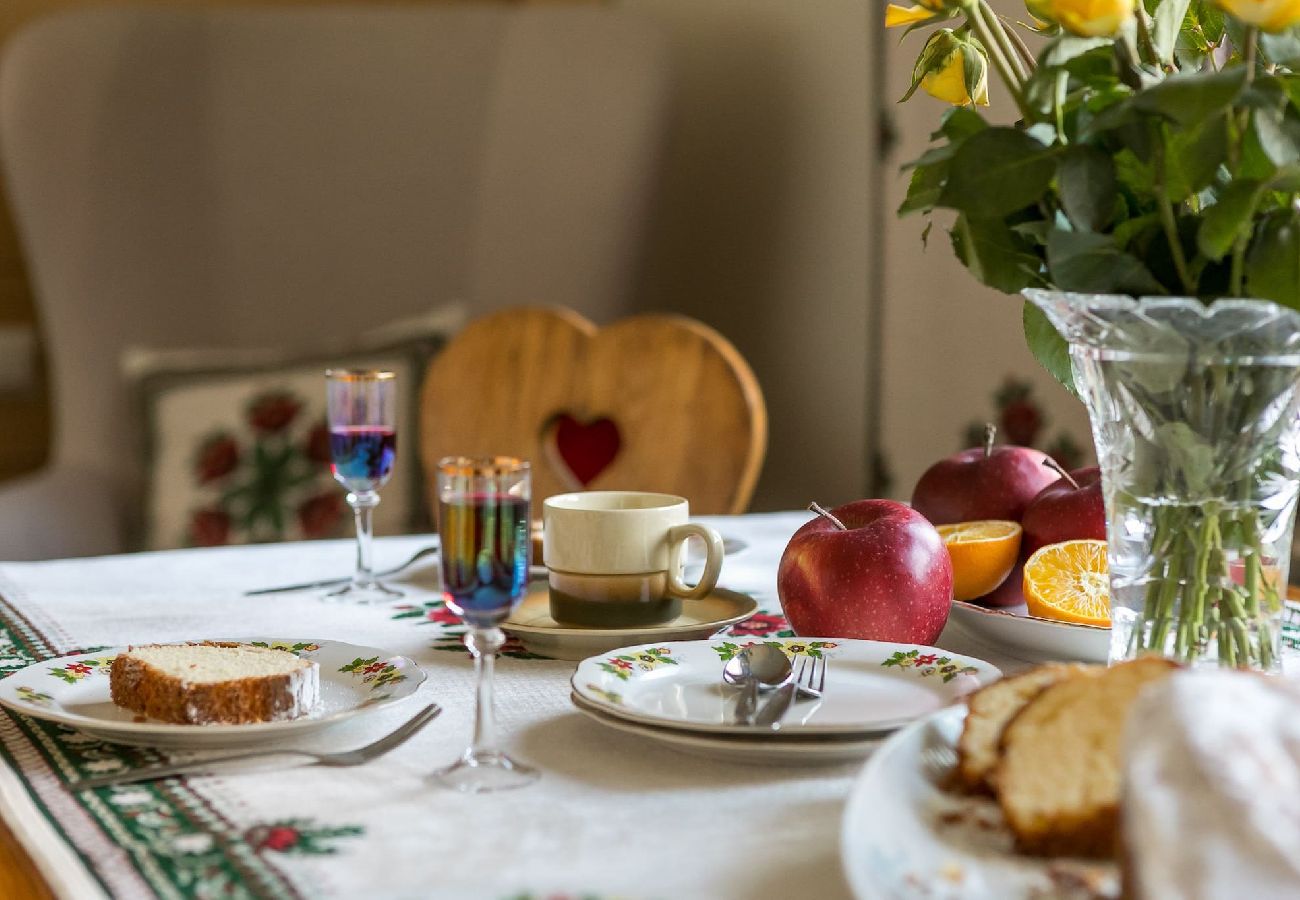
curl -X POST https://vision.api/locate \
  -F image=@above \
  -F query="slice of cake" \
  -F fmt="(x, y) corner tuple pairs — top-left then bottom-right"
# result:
(995, 657), (1177, 857)
(1122, 671), (1300, 900)
(957, 662), (1094, 793)
(110, 641), (319, 725)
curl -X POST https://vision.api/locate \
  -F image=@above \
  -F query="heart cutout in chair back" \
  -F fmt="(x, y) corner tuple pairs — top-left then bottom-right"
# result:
(544, 413), (621, 489)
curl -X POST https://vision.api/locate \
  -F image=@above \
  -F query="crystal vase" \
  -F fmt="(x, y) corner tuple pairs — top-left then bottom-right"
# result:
(1025, 290), (1300, 672)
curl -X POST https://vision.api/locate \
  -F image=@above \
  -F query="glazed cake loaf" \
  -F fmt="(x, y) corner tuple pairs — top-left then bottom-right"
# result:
(110, 642), (319, 724)
(1122, 671), (1300, 900)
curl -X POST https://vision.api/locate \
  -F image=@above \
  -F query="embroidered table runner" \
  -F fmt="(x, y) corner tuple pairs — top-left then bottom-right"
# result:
(0, 512), (1288, 899)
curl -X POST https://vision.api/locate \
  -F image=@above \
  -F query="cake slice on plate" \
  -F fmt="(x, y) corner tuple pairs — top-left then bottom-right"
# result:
(956, 662), (1094, 793)
(995, 656), (1177, 857)
(110, 641), (320, 725)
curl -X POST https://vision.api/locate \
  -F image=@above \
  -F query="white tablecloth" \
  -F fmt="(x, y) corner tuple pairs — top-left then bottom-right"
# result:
(0, 512), (1025, 900)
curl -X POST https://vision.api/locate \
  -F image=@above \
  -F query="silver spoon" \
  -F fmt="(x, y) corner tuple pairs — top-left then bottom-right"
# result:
(722, 644), (793, 724)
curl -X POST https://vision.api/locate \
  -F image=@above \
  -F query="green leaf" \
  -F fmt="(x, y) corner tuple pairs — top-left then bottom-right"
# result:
(1045, 229), (1167, 294)
(1132, 67), (1248, 126)
(1260, 29), (1300, 67)
(1197, 179), (1267, 261)
(934, 106), (989, 142)
(898, 163), (948, 215)
(940, 128), (1058, 216)
(1023, 301), (1079, 397)
(1112, 211), (1161, 248)
(1253, 106), (1300, 168)
(1040, 35), (1113, 67)
(1153, 0), (1194, 64)
(1056, 145), (1116, 231)
(1246, 209), (1300, 309)
(950, 215), (1041, 293)
(1164, 112), (1229, 201)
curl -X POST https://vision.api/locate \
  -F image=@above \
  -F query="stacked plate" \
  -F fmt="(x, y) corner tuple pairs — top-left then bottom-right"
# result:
(570, 638), (1000, 765)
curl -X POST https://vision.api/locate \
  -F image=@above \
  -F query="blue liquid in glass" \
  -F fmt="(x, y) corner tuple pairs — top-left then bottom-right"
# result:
(439, 495), (530, 628)
(330, 426), (397, 492)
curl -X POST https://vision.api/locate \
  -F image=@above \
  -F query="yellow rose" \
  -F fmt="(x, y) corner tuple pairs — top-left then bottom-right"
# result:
(1048, 0), (1135, 36)
(885, 0), (952, 29)
(1216, 0), (1300, 31)
(905, 30), (990, 107)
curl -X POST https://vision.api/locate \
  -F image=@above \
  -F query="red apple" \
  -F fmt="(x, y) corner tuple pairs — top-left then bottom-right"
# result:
(1021, 464), (1105, 554)
(777, 500), (953, 644)
(911, 424), (1058, 525)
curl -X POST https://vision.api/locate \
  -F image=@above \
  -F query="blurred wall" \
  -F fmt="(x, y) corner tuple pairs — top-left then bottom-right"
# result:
(0, 0), (559, 485)
(623, 0), (877, 511)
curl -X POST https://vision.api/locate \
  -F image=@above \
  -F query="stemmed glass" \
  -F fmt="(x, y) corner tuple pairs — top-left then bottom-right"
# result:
(324, 369), (402, 603)
(434, 456), (538, 793)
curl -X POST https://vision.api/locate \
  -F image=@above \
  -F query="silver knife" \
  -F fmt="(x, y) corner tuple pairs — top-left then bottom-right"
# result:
(752, 682), (797, 729)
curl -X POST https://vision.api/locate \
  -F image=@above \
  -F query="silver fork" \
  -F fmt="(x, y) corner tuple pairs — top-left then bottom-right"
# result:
(75, 703), (442, 790)
(245, 544), (440, 595)
(794, 654), (827, 700)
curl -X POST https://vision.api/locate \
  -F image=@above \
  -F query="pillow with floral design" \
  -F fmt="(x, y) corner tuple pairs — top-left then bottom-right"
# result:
(129, 310), (459, 550)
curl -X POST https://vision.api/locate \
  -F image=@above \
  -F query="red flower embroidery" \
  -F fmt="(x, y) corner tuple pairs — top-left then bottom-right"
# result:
(427, 605), (462, 626)
(190, 508), (232, 547)
(194, 434), (239, 484)
(304, 421), (332, 466)
(247, 391), (301, 434)
(260, 826), (300, 852)
(298, 493), (343, 538)
(729, 613), (788, 637)
(915, 653), (939, 665)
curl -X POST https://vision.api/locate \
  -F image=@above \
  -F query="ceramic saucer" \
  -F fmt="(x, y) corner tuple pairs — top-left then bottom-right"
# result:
(501, 583), (758, 661)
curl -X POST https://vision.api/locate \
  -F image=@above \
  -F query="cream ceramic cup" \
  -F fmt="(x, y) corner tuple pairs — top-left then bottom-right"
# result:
(542, 491), (725, 627)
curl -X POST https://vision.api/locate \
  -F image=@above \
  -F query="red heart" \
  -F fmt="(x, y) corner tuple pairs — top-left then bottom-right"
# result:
(549, 414), (621, 487)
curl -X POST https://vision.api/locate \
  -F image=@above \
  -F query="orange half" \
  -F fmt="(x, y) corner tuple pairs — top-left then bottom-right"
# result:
(1023, 539), (1110, 627)
(936, 520), (1023, 602)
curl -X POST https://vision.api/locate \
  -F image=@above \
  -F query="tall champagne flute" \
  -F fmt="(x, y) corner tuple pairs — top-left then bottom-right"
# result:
(435, 456), (538, 793)
(324, 369), (401, 603)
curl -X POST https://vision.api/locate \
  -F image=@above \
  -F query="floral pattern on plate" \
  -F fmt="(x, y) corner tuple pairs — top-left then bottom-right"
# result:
(14, 686), (52, 706)
(598, 647), (677, 681)
(712, 639), (838, 662)
(48, 657), (114, 683)
(881, 649), (979, 683)
(338, 656), (408, 690)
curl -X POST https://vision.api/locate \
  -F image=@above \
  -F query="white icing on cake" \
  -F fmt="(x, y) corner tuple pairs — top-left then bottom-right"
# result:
(1123, 671), (1300, 900)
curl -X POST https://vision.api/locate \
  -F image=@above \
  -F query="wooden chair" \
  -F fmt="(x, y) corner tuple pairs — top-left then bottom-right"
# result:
(420, 308), (767, 514)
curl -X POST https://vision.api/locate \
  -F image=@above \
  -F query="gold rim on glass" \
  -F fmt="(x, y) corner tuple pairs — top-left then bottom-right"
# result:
(437, 456), (530, 478)
(325, 369), (397, 381)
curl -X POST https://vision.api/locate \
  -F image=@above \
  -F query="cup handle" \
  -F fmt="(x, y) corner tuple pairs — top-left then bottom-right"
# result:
(666, 524), (724, 600)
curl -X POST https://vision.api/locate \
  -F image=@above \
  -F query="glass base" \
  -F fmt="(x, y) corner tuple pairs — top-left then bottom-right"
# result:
(432, 750), (539, 794)
(323, 581), (404, 605)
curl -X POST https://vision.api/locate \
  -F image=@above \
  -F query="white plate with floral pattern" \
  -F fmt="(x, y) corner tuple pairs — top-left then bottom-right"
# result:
(571, 692), (881, 765)
(0, 638), (426, 748)
(571, 638), (1000, 737)
(841, 706), (1117, 899)
(949, 601), (1110, 663)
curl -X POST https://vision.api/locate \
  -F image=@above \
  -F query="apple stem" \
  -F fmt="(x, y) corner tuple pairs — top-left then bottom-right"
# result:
(983, 423), (997, 459)
(1042, 456), (1080, 489)
(808, 502), (848, 531)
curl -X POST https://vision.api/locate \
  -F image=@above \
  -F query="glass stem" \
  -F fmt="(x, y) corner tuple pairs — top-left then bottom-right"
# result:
(349, 491), (380, 589)
(466, 627), (504, 761)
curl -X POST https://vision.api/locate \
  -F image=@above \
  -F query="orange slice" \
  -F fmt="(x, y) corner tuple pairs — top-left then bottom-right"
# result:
(935, 520), (1023, 602)
(1023, 539), (1110, 626)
